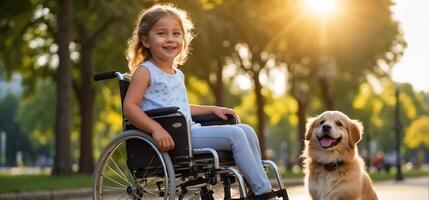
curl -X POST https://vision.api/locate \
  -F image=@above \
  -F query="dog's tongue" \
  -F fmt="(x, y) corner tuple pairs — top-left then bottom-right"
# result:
(320, 137), (335, 147)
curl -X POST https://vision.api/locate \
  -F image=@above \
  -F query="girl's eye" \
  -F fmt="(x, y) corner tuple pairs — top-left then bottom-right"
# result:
(319, 120), (325, 125)
(174, 32), (182, 36)
(336, 121), (343, 127)
(157, 32), (166, 35)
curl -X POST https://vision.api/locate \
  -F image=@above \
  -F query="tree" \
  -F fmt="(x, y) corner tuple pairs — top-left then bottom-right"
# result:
(224, 0), (282, 158)
(71, 0), (136, 173)
(52, 0), (74, 175)
(1, 0), (74, 174)
(17, 78), (58, 151)
(0, 94), (34, 166)
(0, 0), (33, 76)
(20, 0), (146, 173)
(265, 0), (405, 164)
(179, 1), (238, 106)
(265, 93), (299, 169)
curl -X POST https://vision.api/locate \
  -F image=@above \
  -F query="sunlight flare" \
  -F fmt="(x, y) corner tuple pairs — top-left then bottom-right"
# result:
(306, 0), (337, 15)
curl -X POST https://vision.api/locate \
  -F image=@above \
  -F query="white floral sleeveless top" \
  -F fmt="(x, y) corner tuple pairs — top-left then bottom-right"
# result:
(140, 61), (192, 122)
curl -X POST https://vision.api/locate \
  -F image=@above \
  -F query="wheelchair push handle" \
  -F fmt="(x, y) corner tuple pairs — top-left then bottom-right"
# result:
(93, 70), (118, 81)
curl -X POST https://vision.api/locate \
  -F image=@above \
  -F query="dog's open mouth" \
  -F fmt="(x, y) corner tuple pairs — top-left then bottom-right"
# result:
(318, 135), (342, 148)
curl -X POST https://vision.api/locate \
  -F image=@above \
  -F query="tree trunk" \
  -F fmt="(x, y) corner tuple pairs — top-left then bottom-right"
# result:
(296, 98), (307, 167)
(74, 17), (118, 173)
(319, 77), (335, 110)
(214, 60), (224, 106)
(365, 124), (371, 167)
(77, 40), (95, 173)
(52, 0), (73, 175)
(284, 132), (293, 170)
(288, 63), (308, 168)
(253, 70), (266, 159)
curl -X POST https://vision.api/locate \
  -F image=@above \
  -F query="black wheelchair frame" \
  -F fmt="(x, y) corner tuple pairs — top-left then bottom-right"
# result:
(92, 71), (289, 200)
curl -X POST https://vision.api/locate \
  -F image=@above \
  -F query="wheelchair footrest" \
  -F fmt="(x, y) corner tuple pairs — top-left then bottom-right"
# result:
(250, 188), (288, 200)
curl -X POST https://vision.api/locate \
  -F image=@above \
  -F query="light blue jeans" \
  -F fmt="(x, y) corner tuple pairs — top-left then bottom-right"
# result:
(191, 124), (272, 195)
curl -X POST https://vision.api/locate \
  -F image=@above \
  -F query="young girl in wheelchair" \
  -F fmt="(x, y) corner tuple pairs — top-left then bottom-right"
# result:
(123, 4), (275, 198)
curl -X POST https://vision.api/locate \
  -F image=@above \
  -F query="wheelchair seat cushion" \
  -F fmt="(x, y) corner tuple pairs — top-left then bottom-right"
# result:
(193, 150), (236, 166)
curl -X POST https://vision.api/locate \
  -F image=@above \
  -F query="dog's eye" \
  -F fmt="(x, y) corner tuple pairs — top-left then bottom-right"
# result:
(336, 121), (343, 127)
(319, 120), (325, 125)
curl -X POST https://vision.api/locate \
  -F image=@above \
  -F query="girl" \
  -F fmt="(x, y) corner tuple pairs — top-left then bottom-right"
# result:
(123, 4), (274, 198)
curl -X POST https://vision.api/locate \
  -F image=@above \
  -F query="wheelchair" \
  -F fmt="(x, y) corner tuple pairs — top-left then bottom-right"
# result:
(92, 71), (289, 200)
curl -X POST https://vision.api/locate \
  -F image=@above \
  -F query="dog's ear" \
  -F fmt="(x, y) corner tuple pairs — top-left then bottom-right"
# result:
(305, 117), (318, 141)
(348, 119), (363, 147)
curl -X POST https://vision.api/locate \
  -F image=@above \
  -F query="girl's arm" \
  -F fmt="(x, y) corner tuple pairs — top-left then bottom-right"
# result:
(190, 104), (216, 115)
(123, 66), (175, 152)
(190, 104), (239, 121)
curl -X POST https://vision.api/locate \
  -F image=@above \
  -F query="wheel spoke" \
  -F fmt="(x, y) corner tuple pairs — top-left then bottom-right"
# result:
(142, 154), (157, 179)
(143, 175), (161, 188)
(94, 132), (175, 200)
(132, 192), (144, 200)
(118, 144), (136, 182)
(146, 166), (162, 178)
(118, 191), (129, 200)
(143, 189), (160, 196)
(104, 174), (128, 188)
(109, 150), (132, 184)
(102, 185), (126, 191)
(107, 159), (131, 185)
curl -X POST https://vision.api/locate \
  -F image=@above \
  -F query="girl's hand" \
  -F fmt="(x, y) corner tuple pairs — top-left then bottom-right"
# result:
(212, 107), (240, 122)
(152, 128), (175, 152)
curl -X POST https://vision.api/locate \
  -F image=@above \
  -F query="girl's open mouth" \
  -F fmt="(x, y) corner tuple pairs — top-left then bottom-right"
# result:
(163, 46), (177, 50)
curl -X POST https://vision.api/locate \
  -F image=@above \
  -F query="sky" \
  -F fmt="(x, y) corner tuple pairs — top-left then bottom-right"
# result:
(391, 0), (429, 92)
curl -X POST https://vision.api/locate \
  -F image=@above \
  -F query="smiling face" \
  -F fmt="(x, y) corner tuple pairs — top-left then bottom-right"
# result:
(305, 111), (363, 152)
(142, 15), (184, 64)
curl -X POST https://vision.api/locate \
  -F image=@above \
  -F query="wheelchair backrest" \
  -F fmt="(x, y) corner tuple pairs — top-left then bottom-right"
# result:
(118, 80), (192, 170)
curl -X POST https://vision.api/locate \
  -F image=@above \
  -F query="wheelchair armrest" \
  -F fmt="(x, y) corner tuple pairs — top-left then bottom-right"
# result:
(144, 107), (180, 117)
(192, 113), (238, 126)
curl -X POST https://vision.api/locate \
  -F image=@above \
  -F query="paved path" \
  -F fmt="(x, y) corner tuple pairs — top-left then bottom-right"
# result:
(286, 176), (429, 200)
(1, 176), (427, 199)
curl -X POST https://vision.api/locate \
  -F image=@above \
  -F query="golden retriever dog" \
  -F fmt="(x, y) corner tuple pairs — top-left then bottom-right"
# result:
(302, 111), (378, 200)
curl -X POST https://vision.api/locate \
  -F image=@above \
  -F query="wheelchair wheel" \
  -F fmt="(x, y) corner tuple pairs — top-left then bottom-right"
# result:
(93, 130), (176, 200)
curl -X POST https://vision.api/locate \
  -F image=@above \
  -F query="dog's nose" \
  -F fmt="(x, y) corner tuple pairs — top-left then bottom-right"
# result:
(322, 124), (332, 132)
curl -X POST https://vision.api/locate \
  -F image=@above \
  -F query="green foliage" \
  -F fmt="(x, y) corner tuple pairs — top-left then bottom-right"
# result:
(187, 76), (214, 105)
(93, 85), (123, 159)
(405, 116), (429, 149)
(0, 0), (33, 75)
(16, 79), (56, 148)
(0, 94), (33, 166)
(234, 91), (258, 127)
(265, 93), (300, 163)
(352, 79), (428, 152)
(14, 78), (80, 161)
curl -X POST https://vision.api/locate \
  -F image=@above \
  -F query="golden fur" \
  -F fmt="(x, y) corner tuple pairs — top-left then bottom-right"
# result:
(301, 111), (378, 200)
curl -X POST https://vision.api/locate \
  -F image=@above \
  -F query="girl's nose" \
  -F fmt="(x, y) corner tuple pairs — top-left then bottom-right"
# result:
(167, 34), (175, 41)
(166, 36), (174, 43)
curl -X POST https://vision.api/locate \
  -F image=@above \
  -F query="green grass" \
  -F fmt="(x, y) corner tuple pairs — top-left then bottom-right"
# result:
(279, 167), (429, 182)
(0, 174), (92, 193)
(369, 168), (429, 181)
